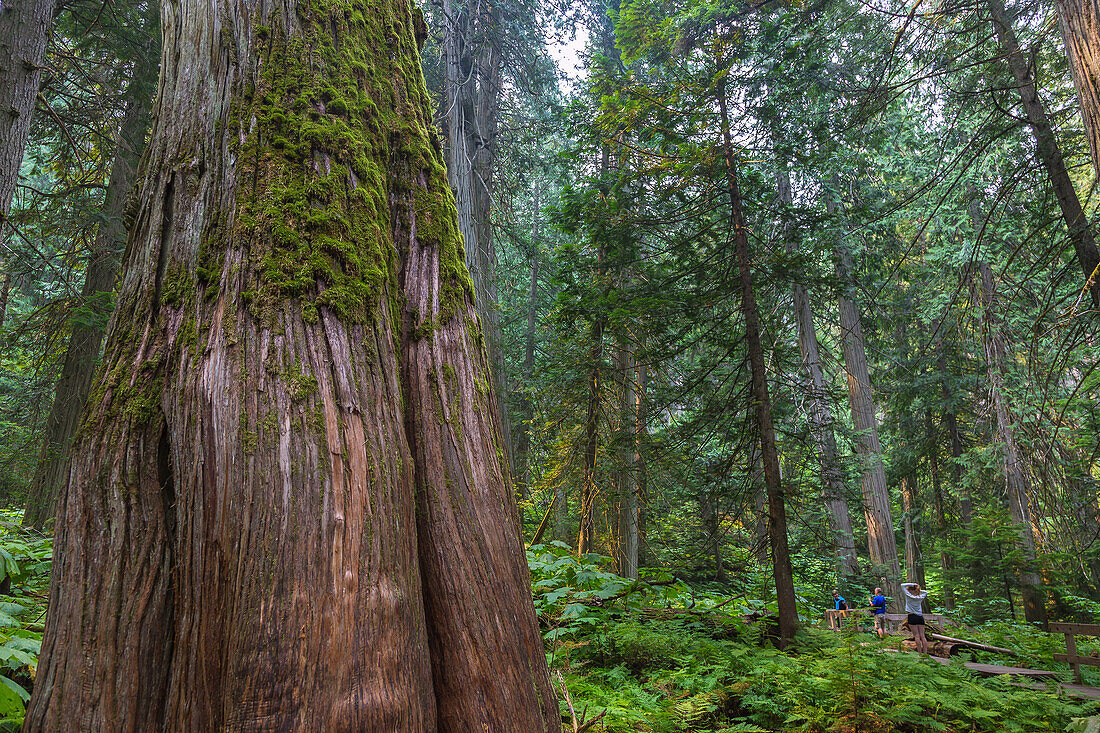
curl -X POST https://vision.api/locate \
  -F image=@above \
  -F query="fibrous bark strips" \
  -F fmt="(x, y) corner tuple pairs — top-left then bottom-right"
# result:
(25, 0), (558, 730)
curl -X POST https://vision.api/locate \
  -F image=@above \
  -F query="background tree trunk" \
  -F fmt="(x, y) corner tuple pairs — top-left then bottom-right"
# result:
(900, 474), (925, 590)
(440, 0), (514, 471)
(615, 341), (639, 578)
(515, 196), (541, 498)
(778, 169), (859, 578)
(26, 2), (559, 729)
(0, 0), (56, 226)
(927, 410), (956, 610)
(988, 0), (1100, 303)
(23, 44), (156, 528)
(831, 209), (901, 585)
(971, 258), (1049, 626)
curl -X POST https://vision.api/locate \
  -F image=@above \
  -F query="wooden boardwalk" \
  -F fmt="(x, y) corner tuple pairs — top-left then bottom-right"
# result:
(916, 651), (1100, 699)
(831, 612), (1100, 699)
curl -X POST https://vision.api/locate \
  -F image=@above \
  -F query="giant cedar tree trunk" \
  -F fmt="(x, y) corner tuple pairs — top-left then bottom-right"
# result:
(0, 0), (56, 226)
(988, 0), (1100, 303)
(23, 48), (157, 528)
(970, 259), (1049, 626)
(25, 2), (558, 729)
(1054, 0), (1100, 182)
(777, 169), (859, 578)
(717, 83), (797, 644)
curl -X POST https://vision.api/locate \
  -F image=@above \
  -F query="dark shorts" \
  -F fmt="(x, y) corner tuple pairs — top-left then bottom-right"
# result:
(907, 613), (925, 626)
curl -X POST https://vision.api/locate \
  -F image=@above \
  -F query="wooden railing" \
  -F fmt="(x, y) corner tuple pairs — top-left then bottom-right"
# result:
(1051, 622), (1100, 684)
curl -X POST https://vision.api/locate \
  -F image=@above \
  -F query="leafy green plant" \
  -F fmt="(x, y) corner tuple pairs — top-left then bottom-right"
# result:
(0, 509), (52, 731)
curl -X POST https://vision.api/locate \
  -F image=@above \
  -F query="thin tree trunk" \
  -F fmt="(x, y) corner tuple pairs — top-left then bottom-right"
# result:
(718, 81), (797, 644)
(515, 194), (540, 498)
(1054, 0), (1100, 182)
(778, 169), (859, 577)
(988, 0), (1100, 303)
(635, 353), (648, 568)
(831, 200), (901, 585)
(615, 341), (639, 578)
(26, 3), (558, 729)
(900, 474), (925, 589)
(970, 258), (1049, 626)
(24, 48), (156, 528)
(578, 308), (602, 554)
(577, 148), (608, 556)
(938, 343), (971, 525)
(0, 271), (9, 333)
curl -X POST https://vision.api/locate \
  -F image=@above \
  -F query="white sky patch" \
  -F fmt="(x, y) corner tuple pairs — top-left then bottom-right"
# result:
(548, 27), (590, 89)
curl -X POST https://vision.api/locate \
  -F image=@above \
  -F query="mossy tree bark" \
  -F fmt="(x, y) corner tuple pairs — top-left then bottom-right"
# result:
(23, 28), (158, 529)
(25, 1), (558, 729)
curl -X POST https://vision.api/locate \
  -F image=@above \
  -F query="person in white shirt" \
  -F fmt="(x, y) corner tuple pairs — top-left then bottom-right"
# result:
(901, 582), (929, 653)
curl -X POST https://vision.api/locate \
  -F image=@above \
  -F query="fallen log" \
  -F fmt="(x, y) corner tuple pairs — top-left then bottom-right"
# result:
(927, 633), (1017, 657)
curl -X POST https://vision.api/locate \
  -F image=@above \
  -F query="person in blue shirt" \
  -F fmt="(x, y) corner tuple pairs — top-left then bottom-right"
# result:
(868, 587), (887, 638)
(832, 591), (848, 611)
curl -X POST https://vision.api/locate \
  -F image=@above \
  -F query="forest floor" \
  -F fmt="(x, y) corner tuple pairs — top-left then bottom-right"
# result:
(0, 518), (1098, 732)
(530, 543), (1100, 732)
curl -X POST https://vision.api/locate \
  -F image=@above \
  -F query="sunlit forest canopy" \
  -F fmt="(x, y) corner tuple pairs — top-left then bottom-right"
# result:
(1, 0), (1100, 728)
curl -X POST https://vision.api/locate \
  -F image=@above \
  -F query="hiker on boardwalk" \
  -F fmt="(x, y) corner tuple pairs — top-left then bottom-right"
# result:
(868, 587), (887, 639)
(901, 582), (929, 653)
(832, 591), (848, 611)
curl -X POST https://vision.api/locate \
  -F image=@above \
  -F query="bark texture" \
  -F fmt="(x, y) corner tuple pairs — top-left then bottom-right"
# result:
(1055, 0), (1100, 181)
(23, 57), (156, 528)
(988, 0), (1100, 303)
(0, 0), (56, 225)
(831, 220), (901, 583)
(26, 1), (558, 729)
(718, 83), (797, 644)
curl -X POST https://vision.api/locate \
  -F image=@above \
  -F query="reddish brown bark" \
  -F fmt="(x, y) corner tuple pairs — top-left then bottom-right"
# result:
(1054, 0), (1100, 179)
(26, 1), (558, 729)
